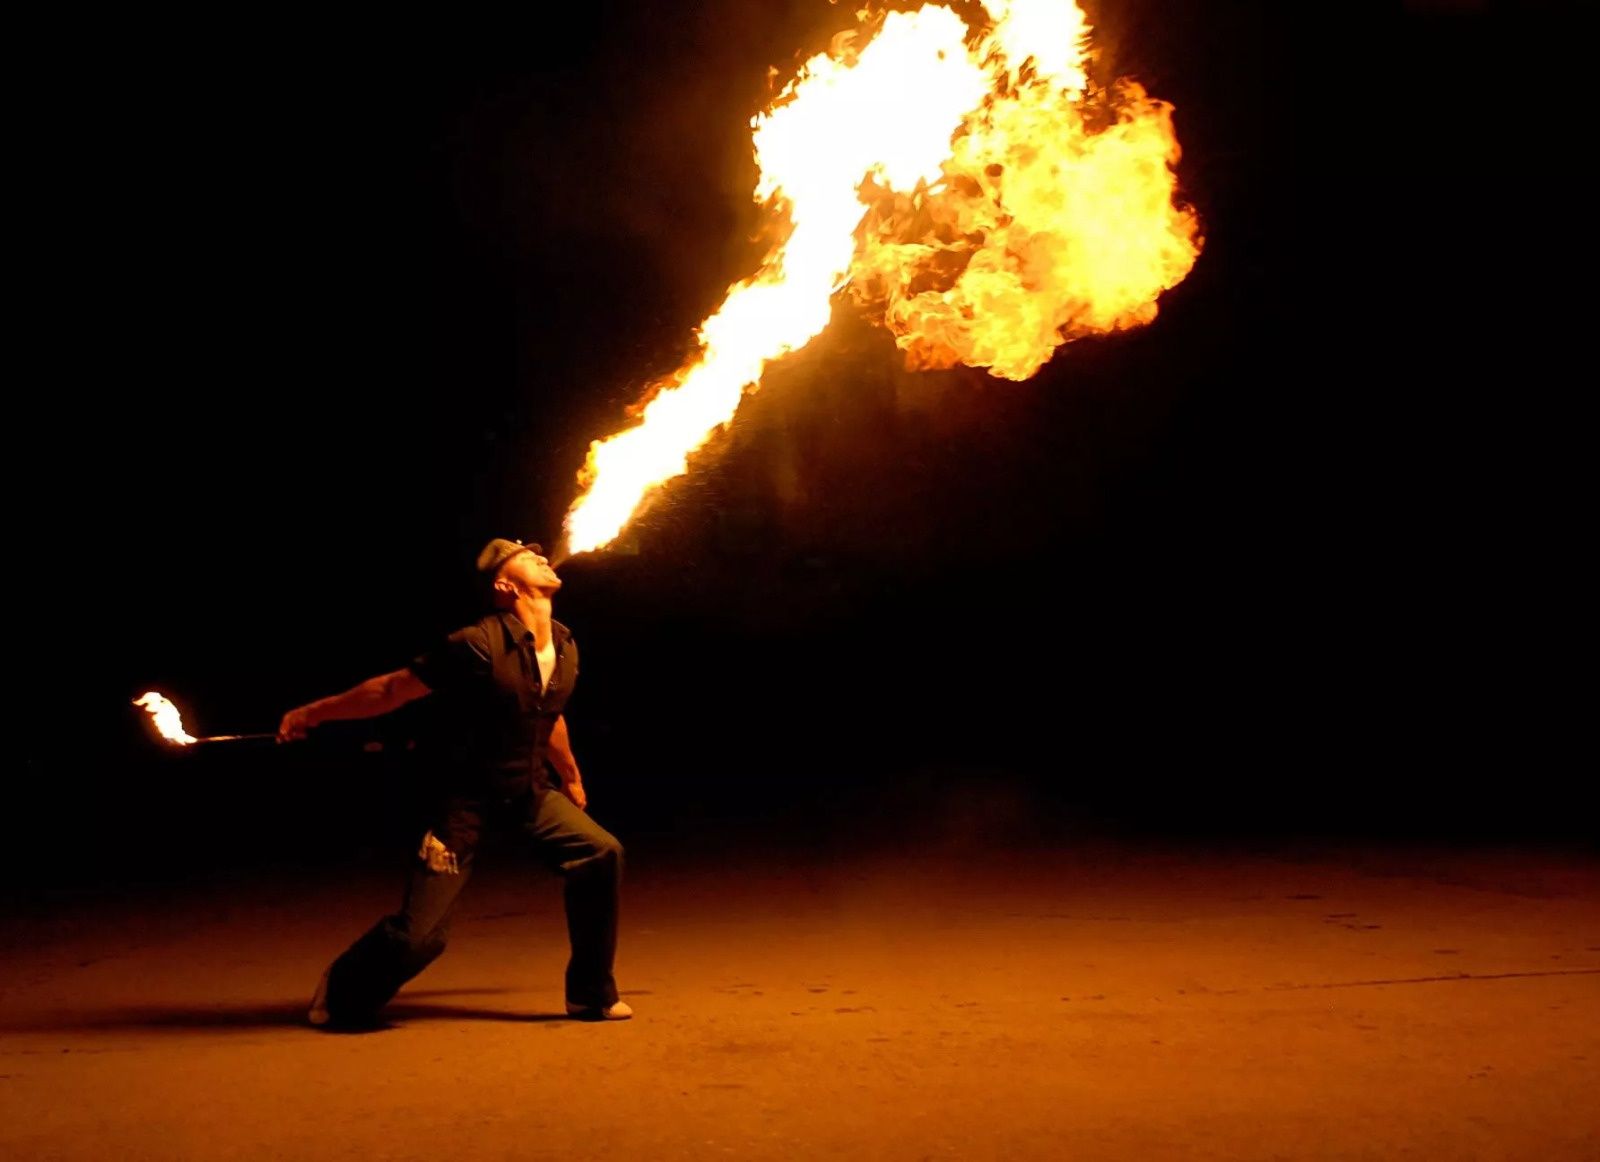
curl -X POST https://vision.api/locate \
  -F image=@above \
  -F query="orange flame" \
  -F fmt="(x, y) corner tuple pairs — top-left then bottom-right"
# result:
(563, 0), (1200, 555)
(133, 691), (198, 745)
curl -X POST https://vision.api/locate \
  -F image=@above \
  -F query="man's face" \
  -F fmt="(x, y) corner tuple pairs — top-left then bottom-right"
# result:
(502, 547), (562, 596)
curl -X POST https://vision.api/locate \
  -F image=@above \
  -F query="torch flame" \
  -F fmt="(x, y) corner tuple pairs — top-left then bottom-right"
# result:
(133, 691), (198, 746)
(563, 0), (1201, 556)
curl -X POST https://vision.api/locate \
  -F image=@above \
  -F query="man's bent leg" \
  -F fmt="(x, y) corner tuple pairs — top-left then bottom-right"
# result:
(524, 789), (623, 1010)
(318, 842), (475, 1024)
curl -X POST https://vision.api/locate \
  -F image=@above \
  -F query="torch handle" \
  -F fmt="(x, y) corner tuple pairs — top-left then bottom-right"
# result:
(194, 733), (278, 743)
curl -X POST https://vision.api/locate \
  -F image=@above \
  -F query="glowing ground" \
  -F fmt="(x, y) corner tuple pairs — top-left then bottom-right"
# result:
(3, 837), (1596, 1159)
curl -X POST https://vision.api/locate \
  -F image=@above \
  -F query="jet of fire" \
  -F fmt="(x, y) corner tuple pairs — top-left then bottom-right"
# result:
(563, 0), (1200, 556)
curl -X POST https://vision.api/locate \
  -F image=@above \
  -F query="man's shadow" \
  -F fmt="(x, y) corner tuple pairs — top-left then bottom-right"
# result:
(0, 989), (574, 1034)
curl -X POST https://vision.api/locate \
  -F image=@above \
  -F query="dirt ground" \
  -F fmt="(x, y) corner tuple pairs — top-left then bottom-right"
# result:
(2, 836), (1596, 1160)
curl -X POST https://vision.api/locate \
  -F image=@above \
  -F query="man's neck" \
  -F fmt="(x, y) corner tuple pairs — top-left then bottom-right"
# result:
(513, 594), (554, 650)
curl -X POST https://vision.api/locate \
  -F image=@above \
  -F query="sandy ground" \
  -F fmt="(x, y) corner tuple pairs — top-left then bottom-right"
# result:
(2, 835), (1596, 1161)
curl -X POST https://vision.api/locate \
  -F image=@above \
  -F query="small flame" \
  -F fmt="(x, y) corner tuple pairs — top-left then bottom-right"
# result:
(562, 0), (1201, 555)
(134, 691), (198, 745)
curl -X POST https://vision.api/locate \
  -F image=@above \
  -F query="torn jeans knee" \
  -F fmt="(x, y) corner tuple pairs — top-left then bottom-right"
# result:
(418, 830), (460, 875)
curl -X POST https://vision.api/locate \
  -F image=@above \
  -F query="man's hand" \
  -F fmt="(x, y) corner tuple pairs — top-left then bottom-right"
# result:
(277, 705), (317, 743)
(563, 778), (588, 812)
(549, 715), (586, 809)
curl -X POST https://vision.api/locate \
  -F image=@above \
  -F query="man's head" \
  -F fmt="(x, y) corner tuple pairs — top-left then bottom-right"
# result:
(476, 538), (562, 609)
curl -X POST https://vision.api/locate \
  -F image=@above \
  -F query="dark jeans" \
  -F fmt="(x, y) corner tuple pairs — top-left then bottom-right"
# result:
(321, 788), (622, 1022)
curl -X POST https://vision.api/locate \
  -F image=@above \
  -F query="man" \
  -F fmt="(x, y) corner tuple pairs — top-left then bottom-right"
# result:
(278, 537), (631, 1027)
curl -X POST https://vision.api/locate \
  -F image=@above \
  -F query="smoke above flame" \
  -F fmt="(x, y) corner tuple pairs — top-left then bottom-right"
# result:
(563, 0), (1201, 557)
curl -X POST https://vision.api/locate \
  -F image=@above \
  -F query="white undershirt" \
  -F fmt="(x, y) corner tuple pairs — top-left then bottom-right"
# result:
(535, 638), (556, 692)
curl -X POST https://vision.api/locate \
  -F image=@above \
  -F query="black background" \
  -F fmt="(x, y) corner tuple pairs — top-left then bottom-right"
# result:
(13, 0), (1591, 885)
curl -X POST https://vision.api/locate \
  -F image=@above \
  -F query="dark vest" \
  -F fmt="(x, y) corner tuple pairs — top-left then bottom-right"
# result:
(433, 612), (578, 797)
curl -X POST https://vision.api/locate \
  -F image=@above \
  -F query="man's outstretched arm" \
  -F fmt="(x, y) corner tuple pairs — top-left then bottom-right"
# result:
(278, 669), (431, 741)
(548, 714), (587, 810)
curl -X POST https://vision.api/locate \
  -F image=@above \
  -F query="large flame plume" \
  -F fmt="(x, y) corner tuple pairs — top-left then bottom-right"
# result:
(563, 0), (1201, 556)
(134, 691), (199, 745)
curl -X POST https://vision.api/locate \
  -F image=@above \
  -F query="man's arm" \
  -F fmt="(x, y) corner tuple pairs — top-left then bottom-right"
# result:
(277, 669), (431, 742)
(548, 714), (587, 810)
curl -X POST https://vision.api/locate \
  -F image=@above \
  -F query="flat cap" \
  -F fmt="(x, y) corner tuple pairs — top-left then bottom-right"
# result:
(475, 538), (542, 578)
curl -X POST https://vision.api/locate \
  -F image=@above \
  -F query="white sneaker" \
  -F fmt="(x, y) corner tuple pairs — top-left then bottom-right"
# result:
(307, 968), (331, 1026)
(566, 999), (633, 1020)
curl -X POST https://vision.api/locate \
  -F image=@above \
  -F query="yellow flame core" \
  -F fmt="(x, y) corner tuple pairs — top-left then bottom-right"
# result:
(134, 691), (198, 745)
(563, 0), (1201, 555)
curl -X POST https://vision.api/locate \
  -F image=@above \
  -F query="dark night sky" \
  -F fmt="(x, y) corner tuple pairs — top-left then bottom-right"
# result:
(14, 1), (1592, 872)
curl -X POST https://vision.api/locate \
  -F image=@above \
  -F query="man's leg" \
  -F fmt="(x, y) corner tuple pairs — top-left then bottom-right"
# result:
(314, 828), (478, 1025)
(522, 789), (624, 1013)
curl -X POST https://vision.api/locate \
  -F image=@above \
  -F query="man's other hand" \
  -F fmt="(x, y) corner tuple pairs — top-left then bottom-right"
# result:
(277, 705), (315, 743)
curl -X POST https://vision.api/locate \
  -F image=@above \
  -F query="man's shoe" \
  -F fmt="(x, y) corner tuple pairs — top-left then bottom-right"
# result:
(307, 968), (332, 1027)
(566, 999), (633, 1021)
